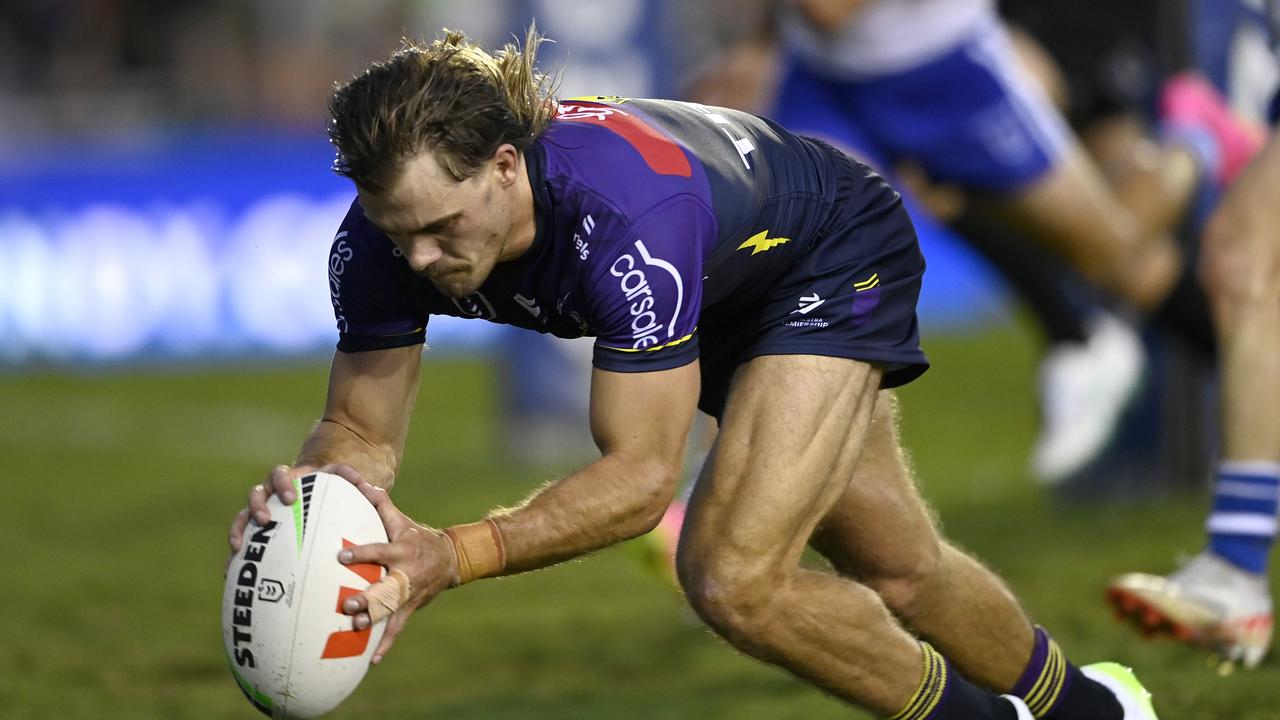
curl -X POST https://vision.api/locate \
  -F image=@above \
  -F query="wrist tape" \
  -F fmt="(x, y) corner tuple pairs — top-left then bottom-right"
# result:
(444, 518), (507, 585)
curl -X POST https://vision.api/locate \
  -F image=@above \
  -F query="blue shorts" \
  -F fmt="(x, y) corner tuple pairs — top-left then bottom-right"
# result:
(696, 144), (929, 419)
(772, 18), (1071, 192)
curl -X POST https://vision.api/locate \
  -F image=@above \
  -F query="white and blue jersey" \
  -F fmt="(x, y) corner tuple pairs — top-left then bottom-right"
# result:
(776, 0), (1070, 191)
(329, 98), (928, 417)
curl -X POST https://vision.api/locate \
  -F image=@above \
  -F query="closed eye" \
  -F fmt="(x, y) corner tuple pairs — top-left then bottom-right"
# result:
(414, 213), (461, 236)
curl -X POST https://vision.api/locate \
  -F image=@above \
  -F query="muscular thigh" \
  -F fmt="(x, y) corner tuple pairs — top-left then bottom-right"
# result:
(679, 355), (882, 578)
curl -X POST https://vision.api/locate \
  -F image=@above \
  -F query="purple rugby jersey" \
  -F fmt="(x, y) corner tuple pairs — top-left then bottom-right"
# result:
(328, 98), (922, 385)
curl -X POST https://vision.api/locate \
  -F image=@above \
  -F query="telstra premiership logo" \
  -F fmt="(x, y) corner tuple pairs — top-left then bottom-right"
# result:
(736, 230), (790, 256)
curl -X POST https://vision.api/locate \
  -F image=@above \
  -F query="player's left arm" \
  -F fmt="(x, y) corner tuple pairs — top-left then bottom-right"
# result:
(338, 360), (699, 661)
(494, 360), (701, 571)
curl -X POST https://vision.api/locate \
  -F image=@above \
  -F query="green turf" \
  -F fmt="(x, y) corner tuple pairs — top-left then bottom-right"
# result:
(2, 324), (1277, 719)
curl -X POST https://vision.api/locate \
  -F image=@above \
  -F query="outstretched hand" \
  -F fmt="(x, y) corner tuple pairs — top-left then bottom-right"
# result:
(336, 480), (459, 664)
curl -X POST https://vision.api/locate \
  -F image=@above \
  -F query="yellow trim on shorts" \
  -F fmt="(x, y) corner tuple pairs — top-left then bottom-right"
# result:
(854, 273), (880, 291)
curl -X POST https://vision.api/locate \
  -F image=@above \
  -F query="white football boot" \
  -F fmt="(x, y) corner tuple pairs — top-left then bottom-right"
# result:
(1107, 551), (1274, 668)
(1080, 663), (1159, 720)
(1031, 312), (1145, 485)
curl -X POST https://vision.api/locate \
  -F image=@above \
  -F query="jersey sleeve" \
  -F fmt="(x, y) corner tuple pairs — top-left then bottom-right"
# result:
(328, 201), (428, 353)
(586, 196), (711, 372)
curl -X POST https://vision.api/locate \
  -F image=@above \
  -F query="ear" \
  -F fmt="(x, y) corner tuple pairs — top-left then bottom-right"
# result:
(492, 143), (521, 187)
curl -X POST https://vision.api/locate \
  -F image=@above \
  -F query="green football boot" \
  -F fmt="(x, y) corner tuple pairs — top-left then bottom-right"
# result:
(1081, 662), (1158, 720)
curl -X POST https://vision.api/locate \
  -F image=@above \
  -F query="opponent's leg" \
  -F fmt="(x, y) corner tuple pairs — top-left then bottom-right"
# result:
(950, 214), (1146, 482)
(1109, 137), (1280, 669)
(977, 141), (1182, 312)
(812, 391), (1127, 719)
(1079, 114), (1201, 249)
(1201, 135), (1280, 475)
(677, 355), (1017, 718)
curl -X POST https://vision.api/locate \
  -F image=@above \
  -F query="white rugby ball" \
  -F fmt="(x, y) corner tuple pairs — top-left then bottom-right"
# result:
(223, 472), (389, 718)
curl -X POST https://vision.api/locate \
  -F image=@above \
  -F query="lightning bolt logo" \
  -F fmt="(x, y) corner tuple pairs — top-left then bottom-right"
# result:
(736, 230), (791, 256)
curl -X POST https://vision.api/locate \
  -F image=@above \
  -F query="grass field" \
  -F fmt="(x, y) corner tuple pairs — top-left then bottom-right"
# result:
(2, 323), (1277, 719)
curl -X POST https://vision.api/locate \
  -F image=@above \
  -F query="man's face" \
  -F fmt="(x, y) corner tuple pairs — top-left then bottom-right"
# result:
(358, 150), (514, 298)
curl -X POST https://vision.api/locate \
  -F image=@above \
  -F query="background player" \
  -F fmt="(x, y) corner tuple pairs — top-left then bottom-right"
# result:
(995, 0), (1279, 668)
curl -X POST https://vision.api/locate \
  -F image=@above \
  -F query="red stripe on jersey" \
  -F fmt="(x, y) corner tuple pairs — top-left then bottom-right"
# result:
(558, 102), (692, 177)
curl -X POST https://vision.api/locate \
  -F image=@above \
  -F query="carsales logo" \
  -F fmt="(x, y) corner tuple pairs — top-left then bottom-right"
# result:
(608, 240), (683, 349)
(328, 232), (353, 334)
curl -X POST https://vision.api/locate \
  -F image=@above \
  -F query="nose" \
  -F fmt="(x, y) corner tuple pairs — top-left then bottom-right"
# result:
(403, 237), (443, 272)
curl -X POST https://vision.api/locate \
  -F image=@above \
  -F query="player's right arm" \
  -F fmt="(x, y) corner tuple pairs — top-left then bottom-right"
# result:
(229, 199), (430, 557)
(228, 345), (422, 555)
(296, 345), (423, 488)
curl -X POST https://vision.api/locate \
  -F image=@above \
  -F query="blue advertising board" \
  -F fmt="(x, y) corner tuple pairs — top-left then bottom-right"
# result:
(0, 0), (1014, 367)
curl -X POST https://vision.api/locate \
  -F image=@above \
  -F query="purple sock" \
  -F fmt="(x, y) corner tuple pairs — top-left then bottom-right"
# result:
(1008, 627), (1121, 720)
(890, 642), (1016, 720)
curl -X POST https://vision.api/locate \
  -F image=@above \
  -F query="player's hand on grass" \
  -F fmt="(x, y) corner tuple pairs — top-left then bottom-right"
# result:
(227, 463), (361, 558)
(337, 480), (458, 665)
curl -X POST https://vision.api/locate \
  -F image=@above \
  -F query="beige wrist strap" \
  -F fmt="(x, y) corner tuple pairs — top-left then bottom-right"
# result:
(444, 518), (506, 586)
(365, 568), (412, 624)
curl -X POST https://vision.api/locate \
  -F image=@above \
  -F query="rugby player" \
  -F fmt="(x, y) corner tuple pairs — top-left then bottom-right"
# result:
(229, 28), (1159, 719)
(773, 0), (1275, 666)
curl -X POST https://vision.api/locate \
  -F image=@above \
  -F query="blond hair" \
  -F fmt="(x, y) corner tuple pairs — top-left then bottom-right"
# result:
(328, 26), (557, 190)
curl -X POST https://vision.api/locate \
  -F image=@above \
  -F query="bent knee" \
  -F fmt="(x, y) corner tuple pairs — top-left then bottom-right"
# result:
(677, 553), (784, 642)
